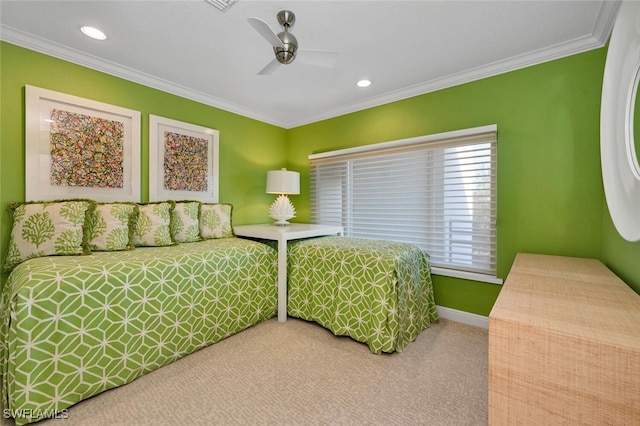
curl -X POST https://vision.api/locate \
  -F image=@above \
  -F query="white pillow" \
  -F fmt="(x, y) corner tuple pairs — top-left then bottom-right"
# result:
(200, 203), (233, 239)
(4, 200), (95, 271)
(133, 201), (176, 247)
(87, 203), (138, 251)
(172, 201), (201, 243)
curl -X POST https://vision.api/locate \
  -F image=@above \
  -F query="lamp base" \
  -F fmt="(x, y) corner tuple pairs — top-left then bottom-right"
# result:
(268, 194), (296, 226)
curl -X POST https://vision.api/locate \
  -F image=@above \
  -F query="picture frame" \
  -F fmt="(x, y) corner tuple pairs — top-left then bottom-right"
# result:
(25, 85), (141, 202)
(148, 114), (219, 202)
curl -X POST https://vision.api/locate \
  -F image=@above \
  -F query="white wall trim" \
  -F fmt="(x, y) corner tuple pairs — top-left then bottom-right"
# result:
(288, 1), (621, 128)
(431, 267), (503, 286)
(0, 26), (289, 129)
(437, 305), (489, 329)
(0, 0), (619, 129)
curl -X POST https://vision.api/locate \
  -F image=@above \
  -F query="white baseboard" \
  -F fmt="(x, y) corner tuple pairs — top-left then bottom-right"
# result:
(436, 305), (488, 329)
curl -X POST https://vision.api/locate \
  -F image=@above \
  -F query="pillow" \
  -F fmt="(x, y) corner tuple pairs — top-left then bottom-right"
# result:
(171, 201), (201, 243)
(87, 202), (139, 251)
(4, 200), (95, 271)
(132, 201), (176, 247)
(200, 203), (234, 239)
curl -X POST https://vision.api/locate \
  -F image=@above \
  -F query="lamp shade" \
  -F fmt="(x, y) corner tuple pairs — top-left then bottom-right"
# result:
(266, 168), (300, 195)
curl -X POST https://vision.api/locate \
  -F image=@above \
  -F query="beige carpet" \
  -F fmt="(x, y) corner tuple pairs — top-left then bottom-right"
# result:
(6, 318), (488, 426)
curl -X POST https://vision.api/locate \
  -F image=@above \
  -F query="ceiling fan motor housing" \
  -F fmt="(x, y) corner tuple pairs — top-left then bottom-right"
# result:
(274, 31), (297, 64)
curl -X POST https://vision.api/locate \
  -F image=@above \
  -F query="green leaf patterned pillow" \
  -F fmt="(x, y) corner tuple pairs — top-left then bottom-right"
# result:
(133, 201), (176, 247)
(87, 203), (139, 251)
(171, 201), (201, 243)
(3, 200), (96, 271)
(200, 203), (234, 239)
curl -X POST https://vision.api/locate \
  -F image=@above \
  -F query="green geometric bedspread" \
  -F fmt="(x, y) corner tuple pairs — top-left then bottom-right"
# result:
(0, 238), (277, 424)
(287, 237), (438, 354)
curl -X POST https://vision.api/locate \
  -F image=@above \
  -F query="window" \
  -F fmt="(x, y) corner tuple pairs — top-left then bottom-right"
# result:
(309, 125), (500, 284)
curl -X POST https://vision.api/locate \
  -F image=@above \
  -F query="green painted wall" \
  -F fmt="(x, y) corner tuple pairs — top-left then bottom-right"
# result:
(602, 206), (640, 293)
(288, 48), (608, 315)
(0, 42), (287, 283)
(3, 41), (635, 316)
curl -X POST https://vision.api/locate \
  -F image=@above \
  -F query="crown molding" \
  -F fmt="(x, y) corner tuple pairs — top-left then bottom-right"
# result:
(287, 0), (620, 128)
(1, 1), (619, 130)
(0, 25), (290, 128)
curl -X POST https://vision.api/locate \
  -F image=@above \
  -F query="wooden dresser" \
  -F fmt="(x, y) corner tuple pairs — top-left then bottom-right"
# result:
(488, 253), (640, 425)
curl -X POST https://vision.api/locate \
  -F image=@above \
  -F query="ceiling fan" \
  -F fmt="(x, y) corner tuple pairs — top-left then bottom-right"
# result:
(247, 10), (338, 75)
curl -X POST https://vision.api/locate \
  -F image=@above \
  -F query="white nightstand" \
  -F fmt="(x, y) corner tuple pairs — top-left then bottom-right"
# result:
(234, 223), (344, 322)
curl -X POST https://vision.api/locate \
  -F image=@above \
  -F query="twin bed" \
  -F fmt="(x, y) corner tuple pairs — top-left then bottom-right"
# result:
(0, 238), (277, 424)
(1, 235), (437, 424)
(287, 236), (439, 354)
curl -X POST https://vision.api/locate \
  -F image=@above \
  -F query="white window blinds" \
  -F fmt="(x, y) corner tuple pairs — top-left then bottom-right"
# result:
(309, 125), (498, 281)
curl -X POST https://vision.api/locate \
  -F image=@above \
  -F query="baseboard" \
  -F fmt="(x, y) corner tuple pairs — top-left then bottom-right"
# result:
(436, 305), (489, 329)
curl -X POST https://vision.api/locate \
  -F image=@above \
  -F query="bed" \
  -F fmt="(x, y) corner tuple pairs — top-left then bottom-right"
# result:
(286, 236), (439, 354)
(0, 237), (277, 424)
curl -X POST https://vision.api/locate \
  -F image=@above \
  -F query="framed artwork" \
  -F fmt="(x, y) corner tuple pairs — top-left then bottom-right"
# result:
(148, 115), (219, 202)
(25, 85), (141, 202)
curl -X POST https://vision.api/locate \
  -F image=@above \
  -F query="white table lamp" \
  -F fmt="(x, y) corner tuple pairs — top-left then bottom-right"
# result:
(266, 168), (300, 225)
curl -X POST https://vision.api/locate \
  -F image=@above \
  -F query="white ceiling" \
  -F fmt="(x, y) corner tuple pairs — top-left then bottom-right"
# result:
(0, 0), (619, 128)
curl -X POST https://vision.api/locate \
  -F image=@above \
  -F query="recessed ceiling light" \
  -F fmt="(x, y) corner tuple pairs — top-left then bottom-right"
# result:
(80, 26), (107, 40)
(357, 79), (372, 88)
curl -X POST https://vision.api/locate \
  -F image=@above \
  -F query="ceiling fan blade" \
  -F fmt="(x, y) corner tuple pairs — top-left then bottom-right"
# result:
(247, 17), (284, 48)
(296, 50), (339, 68)
(258, 58), (281, 76)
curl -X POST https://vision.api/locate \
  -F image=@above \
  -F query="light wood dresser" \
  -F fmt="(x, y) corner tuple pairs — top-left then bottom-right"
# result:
(488, 253), (640, 425)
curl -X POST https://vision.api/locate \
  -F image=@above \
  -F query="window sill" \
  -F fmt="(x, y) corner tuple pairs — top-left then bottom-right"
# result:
(431, 267), (503, 285)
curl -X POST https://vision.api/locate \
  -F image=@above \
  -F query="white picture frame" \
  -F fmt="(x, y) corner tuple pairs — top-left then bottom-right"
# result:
(25, 85), (141, 202)
(148, 114), (219, 202)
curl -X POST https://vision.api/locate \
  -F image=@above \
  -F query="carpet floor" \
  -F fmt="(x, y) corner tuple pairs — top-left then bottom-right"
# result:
(6, 318), (488, 425)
